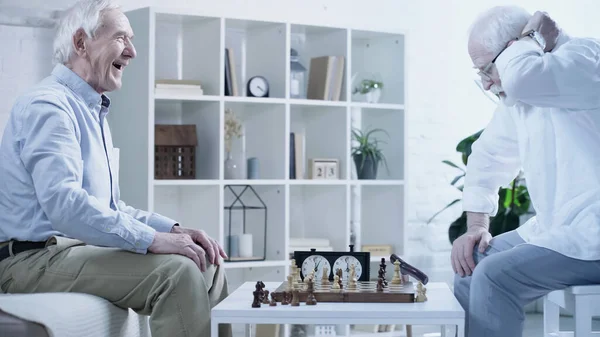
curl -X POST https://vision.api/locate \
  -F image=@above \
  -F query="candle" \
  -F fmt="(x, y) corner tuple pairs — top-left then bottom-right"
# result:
(239, 233), (253, 258)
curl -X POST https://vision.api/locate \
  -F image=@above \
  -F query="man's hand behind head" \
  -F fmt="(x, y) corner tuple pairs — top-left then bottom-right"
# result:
(522, 11), (560, 52)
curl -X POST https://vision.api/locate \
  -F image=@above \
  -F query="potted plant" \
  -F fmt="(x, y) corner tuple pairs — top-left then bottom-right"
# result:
(353, 79), (383, 103)
(351, 127), (389, 179)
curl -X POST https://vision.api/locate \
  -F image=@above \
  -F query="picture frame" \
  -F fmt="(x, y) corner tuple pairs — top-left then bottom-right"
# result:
(308, 158), (339, 180)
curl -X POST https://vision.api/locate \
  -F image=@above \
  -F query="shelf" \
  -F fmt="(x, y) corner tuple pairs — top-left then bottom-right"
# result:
(288, 179), (347, 186)
(153, 185), (220, 240)
(224, 101), (286, 180)
(351, 29), (404, 106)
(289, 185), (348, 252)
(154, 91), (220, 102)
(356, 107), (405, 181)
(291, 23), (348, 103)
(155, 13), (221, 96)
(359, 185), (405, 256)
(225, 18), (286, 98)
(351, 180), (404, 186)
(289, 99), (347, 108)
(154, 100), (220, 180)
(291, 104), (348, 179)
(223, 259), (288, 269)
(224, 96), (287, 105)
(223, 184), (286, 262)
(154, 179), (220, 186)
(351, 102), (404, 110)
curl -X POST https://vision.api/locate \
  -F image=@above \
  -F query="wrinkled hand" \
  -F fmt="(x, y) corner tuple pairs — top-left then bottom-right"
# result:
(522, 11), (560, 52)
(147, 227), (227, 272)
(451, 226), (491, 277)
(171, 226), (228, 265)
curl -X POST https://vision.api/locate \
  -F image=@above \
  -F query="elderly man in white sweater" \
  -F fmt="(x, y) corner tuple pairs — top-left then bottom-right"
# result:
(453, 6), (600, 337)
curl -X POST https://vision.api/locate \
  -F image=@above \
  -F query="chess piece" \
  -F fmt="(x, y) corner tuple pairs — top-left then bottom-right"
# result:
(377, 277), (384, 292)
(379, 258), (388, 287)
(305, 278), (317, 305)
(252, 283), (262, 307)
(331, 275), (341, 291)
(347, 264), (357, 290)
(281, 291), (289, 305)
(257, 281), (266, 302)
(335, 268), (343, 289)
(262, 289), (270, 304)
(286, 290), (293, 304)
(321, 266), (330, 285)
(416, 281), (428, 302)
(287, 275), (294, 291)
(269, 292), (277, 306)
(391, 260), (402, 285)
(291, 289), (300, 306)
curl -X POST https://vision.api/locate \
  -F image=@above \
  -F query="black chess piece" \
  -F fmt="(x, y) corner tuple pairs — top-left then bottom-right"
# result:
(252, 283), (262, 308)
(257, 281), (265, 302)
(377, 277), (384, 292)
(379, 258), (388, 287)
(281, 291), (289, 305)
(262, 289), (270, 304)
(269, 292), (277, 306)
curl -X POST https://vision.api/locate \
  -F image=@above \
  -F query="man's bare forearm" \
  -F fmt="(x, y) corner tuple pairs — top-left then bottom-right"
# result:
(467, 211), (490, 231)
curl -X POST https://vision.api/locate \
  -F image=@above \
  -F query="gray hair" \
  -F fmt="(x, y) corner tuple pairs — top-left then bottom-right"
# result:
(52, 0), (121, 65)
(468, 6), (532, 57)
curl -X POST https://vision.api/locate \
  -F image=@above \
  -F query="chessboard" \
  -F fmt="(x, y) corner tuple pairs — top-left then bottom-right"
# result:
(271, 280), (418, 303)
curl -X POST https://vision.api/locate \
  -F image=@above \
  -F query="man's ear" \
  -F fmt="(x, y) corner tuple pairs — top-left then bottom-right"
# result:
(72, 28), (88, 56)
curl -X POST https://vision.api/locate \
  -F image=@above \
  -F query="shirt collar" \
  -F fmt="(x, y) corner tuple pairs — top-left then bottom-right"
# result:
(51, 63), (111, 110)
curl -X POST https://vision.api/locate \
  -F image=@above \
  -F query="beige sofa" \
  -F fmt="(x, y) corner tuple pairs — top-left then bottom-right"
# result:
(0, 292), (150, 337)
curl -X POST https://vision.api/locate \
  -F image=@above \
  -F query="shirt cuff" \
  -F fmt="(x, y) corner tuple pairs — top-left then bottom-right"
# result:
(128, 220), (156, 254)
(148, 212), (178, 233)
(462, 186), (499, 216)
(495, 38), (544, 77)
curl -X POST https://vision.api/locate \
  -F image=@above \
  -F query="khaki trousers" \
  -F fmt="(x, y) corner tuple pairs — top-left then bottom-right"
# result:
(0, 236), (232, 337)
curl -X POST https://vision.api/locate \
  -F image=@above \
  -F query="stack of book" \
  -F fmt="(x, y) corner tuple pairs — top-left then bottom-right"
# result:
(154, 79), (203, 96)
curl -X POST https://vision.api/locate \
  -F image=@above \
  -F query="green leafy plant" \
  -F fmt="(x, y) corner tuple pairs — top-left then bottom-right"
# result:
(352, 79), (383, 95)
(351, 127), (390, 178)
(427, 130), (533, 244)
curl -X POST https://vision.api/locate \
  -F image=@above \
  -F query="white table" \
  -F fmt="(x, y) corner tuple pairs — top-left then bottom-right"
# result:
(211, 281), (465, 337)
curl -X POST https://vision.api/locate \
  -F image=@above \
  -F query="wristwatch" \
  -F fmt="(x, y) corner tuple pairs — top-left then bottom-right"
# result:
(520, 29), (546, 50)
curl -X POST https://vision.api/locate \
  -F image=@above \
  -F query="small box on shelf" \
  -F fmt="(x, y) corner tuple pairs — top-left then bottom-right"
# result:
(290, 105), (347, 180)
(225, 19), (286, 98)
(155, 13), (221, 96)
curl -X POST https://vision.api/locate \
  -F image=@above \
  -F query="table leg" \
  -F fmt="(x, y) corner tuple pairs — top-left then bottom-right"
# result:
(456, 321), (465, 337)
(406, 325), (412, 337)
(245, 323), (252, 337)
(441, 325), (447, 337)
(211, 320), (219, 337)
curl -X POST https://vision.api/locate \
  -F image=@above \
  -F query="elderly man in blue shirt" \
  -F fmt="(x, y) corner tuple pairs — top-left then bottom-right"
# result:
(0, 0), (231, 336)
(453, 6), (600, 337)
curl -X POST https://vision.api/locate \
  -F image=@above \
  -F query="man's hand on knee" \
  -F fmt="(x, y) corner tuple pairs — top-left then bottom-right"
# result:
(148, 230), (226, 272)
(170, 226), (228, 265)
(451, 213), (492, 277)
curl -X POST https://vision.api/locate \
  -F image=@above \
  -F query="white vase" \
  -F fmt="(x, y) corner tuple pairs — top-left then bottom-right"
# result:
(365, 89), (381, 103)
(224, 152), (244, 179)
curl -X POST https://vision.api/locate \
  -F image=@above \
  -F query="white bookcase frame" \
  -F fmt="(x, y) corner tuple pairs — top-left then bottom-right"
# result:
(108, 8), (408, 334)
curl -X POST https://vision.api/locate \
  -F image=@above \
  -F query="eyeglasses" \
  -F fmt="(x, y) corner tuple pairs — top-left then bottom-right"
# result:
(476, 40), (515, 81)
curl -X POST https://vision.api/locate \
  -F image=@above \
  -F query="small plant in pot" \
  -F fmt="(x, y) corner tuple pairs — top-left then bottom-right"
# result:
(351, 127), (389, 179)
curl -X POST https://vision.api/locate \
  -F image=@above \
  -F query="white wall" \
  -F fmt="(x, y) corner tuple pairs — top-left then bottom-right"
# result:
(1, 0), (600, 286)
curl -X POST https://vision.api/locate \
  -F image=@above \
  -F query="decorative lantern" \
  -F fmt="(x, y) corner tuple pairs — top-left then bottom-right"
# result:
(223, 185), (267, 262)
(290, 48), (307, 99)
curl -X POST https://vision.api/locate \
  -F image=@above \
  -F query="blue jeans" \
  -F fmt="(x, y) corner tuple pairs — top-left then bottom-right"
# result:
(453, 230), (600, 337)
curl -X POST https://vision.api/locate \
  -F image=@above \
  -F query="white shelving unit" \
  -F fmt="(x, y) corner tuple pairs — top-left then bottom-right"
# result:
(108, 6), (407, 337)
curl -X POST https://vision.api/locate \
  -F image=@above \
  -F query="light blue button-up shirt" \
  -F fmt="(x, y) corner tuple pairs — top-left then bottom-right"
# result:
(0, 64), (176, 253)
